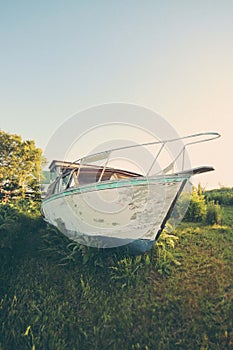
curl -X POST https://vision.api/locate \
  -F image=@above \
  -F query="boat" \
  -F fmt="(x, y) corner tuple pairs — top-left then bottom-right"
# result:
(41, 132), (220, 253)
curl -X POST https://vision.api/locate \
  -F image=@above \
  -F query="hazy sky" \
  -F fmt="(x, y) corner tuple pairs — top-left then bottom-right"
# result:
(0, 0), (232, 188)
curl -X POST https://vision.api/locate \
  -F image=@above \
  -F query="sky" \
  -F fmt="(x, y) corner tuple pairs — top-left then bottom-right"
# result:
(0, 0), (232, 189)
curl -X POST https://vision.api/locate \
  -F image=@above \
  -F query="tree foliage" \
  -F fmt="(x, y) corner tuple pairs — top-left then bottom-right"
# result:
(0, 130), (43, 203)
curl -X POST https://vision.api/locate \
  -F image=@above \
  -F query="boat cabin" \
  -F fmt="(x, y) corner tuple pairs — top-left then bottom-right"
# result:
(46, 160), (141, 197)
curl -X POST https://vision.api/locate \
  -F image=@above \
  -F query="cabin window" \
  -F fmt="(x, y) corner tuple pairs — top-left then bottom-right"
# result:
(110, 173), (119, 181)
(53, 180), (60, 194)
(47, 182), (56, 196)
(60, 174), (70, 191)
(78, 168), (101, 185)
(69, 171), (79, 187)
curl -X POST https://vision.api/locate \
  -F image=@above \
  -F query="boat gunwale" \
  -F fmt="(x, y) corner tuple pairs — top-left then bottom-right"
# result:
(41, 173), (190, 205)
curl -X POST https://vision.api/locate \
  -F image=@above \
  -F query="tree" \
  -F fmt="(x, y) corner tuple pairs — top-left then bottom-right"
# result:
(0, 130), (43, 203)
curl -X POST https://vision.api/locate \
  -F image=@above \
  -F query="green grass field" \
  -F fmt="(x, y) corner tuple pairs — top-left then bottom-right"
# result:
(0, 204), (232, 350)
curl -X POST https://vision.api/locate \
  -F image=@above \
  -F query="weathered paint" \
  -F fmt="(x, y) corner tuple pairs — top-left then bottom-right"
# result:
(41, 175), (189, 248)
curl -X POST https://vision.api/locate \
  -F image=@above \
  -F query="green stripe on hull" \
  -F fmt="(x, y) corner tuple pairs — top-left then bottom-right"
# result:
(42, 175), (189, 206)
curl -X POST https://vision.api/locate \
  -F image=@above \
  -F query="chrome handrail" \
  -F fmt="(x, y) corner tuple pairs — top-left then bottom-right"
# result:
(73, 132), (220, 164)
(60, 132), (220, 184)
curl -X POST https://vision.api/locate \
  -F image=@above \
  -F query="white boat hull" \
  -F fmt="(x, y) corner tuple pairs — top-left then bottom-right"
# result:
(41, 176), (188, 249)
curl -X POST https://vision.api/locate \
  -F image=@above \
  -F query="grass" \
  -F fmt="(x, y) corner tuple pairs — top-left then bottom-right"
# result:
(0, 204), (232, 349)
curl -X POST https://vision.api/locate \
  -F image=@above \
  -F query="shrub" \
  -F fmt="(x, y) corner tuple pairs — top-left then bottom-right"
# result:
(205, 200), (222, 225)
(184, 186), (207, 222)
(205, 187), (233, 206)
